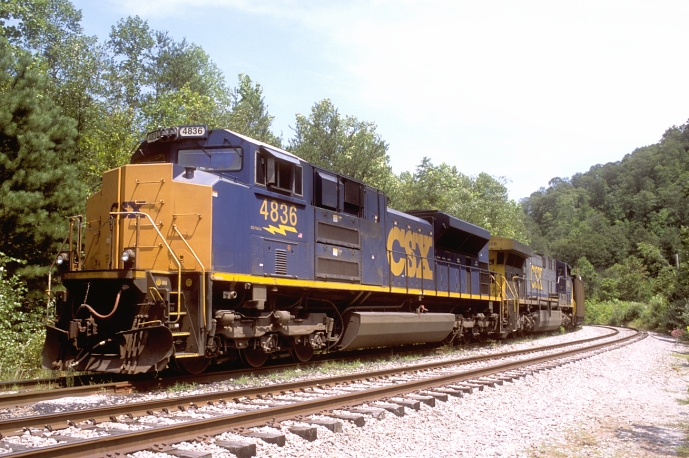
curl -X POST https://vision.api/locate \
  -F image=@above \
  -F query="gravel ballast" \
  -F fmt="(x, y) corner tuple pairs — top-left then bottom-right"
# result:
(294, 331), (689, 458)
(4, 327), (688, 457)
(191, 330), (689, 458)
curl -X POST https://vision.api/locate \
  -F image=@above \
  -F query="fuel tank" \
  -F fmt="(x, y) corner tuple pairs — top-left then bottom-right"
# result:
(532, 310), (563, 332)
(338, 311), (456, 350)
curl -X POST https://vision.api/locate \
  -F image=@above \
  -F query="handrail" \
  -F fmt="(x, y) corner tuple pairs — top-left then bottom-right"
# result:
(109, 211), (182, 324)
(386, 248), (502, 300)
(172, 224), (208, 331)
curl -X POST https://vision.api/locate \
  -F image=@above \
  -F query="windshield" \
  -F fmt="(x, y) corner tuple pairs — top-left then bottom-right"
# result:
(178, 147), (242, 172)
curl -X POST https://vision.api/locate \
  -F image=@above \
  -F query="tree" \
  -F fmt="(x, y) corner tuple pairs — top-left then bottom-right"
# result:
(140, 82), (223, 132)
(574, 257), (600, 300)
(105, 15), (154, 108)
(392, 157), (529, 241)
(84, 16), (239, 187)
(0, 39), (84, 283)
(228, 73), (281, 146)
(599, 256), (653, 303)
(288, 99), (395, 193)
(0, 0), (83, 63)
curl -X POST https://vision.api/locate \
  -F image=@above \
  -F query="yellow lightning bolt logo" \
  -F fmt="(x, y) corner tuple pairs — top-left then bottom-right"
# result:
(263, 225), (298, 236)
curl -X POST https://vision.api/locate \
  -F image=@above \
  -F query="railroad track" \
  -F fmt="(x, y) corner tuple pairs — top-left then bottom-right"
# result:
(0, 327), (644, 457)
(0, 342), (449, 407)
(0, 328), (615, 410)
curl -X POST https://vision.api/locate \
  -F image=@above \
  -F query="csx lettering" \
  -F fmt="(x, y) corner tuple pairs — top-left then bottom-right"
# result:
(386, 227), (433, 280)
(530, 265), (543, 290)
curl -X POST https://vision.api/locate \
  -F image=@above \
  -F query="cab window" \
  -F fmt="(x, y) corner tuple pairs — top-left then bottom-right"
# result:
(178, 147), (242, 172)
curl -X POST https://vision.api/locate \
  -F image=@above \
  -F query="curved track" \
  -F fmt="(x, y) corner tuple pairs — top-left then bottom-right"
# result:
(0, 327), (644, 457)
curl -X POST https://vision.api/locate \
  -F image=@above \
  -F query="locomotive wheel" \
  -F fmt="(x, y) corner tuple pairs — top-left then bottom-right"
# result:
(460, 331), (471, 345)
(241, 347), (268, 368)
(291, 343), (315, 363)
(473, 331), (486, 343)
(173, 356), (210, 375)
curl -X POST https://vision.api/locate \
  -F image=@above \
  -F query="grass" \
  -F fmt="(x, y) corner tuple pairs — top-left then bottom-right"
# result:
(166, 381), (197, 393)
(0, 366), (57, 383)
(231, 374), (260, 387)
(526, 430), (616, 457)
(317, 359), (364, 374)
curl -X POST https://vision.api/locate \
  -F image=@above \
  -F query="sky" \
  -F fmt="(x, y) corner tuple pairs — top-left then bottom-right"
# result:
(70, 0), (689, 200)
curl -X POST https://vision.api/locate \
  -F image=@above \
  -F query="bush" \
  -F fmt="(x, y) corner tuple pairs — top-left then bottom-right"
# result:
(584, 299), (646, 327)
(0, 253), (46, 378)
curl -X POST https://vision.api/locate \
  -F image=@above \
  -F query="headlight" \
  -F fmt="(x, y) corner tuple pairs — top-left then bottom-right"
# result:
(121, 249), (135, 263)
(56, 252), (70, 266)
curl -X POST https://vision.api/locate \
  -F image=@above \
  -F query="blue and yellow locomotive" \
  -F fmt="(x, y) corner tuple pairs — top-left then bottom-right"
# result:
(43, 125), (584, 374)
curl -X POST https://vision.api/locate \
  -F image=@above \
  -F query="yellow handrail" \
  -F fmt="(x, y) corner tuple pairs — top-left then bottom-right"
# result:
(109, 211), (182, 323)
(172, 224), (207, 330)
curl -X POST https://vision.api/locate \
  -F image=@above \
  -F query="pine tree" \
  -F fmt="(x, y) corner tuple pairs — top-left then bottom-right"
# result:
(0, 38), (84, 284)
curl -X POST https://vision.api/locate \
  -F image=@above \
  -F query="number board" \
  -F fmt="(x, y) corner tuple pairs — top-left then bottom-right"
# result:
(146, 125), (208, 143)
(179, 125), (207, 138)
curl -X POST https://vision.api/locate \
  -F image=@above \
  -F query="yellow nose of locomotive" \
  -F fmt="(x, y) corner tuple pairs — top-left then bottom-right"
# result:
(82, 163), (212, 273)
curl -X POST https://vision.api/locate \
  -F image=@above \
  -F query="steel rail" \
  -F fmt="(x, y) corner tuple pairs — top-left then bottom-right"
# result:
(4, 328), (644, 458)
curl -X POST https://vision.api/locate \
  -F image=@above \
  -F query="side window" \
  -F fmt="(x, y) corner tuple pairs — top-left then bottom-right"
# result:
(255, 152), (266, 186)
(255, 150), (302, 196)
(294, 166), (303, 196)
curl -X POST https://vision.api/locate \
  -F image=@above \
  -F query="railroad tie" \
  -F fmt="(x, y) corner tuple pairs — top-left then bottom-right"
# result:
(306, 419), (343, 432)
(327, 412), (366, 427)
(431, 388), (464, 397)
(421, 391), (449, 402)
(242, 430), (286, 447)
(406, 394), (436, 407)
(446, 385), (474, 394)
(349, 407), (386, 420)
(150, 445), (212, 458)
(390, 398), (421, 411)
(214, 440), (257, 458)
(372, 403), (406, 417)
(288, 426), (318, 442)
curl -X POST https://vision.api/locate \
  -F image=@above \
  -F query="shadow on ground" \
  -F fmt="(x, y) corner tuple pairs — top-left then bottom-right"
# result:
(615, 423), (687, 456)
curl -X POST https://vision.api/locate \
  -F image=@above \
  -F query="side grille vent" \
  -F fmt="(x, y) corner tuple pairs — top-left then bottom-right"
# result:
(316, 257), (359, 279)
(317, 222), (359, 247)
(275, 249), (288, 275)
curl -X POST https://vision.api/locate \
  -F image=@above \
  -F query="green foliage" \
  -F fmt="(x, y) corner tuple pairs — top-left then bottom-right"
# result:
(0, 253), (45, 376)
(523, 117), (689, 334)
(0, 38), (84, 283)
(288, 99), (395, 194)
(574, 257), (600, 300)
(391, 157), (529, 241)
(228, 73), (281, 147)
(166, 381), (197, 393)
(584, 295), (681, 333)
(598, 256), (652, 302)
(584, 300), (644, 327)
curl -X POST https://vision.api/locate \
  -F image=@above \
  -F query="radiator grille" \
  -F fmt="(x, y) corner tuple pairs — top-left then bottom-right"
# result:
(275, 249), (287, 275)
(317, 257), (359, 279)
(317, 222), (359, 246)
